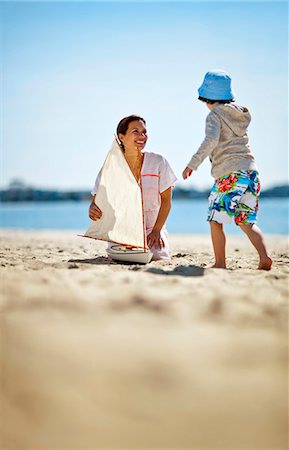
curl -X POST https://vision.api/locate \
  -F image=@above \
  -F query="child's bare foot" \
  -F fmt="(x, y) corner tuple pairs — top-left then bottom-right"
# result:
(211, 263), (227, 269)
(258, 257), (272, 271)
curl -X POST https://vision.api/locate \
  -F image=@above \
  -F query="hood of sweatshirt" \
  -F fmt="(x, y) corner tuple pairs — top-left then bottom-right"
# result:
(211, 104), (251, 136)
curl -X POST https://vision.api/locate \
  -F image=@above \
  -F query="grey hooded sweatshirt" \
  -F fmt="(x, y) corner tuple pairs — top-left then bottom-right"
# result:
(187, 104), (257, 179)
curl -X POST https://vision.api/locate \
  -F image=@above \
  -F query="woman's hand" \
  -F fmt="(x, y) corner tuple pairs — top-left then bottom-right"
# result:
(147, 229), (164, 250)
(147, 187), (171, 250)
(89, 202), (102, 221)
(182, 166), (193, 179)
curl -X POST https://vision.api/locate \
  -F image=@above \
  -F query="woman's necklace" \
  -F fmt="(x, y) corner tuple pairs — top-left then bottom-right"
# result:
(125, 151), (143, 181)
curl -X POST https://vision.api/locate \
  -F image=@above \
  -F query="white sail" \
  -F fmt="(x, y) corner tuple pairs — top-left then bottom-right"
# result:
(84, 139), (146, 249)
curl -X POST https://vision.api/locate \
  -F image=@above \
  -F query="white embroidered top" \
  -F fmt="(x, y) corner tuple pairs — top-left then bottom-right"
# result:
(92, 151), (177, 231)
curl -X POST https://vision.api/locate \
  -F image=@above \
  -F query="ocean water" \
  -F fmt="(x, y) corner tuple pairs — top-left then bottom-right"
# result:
(0, 198), (288, 235)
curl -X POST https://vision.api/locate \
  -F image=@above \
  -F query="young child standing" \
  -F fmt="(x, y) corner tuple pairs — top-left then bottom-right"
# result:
(182, 70), (272, 270)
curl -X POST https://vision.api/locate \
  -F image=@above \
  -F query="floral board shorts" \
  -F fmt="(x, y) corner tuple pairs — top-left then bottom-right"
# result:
(207, 170), (260, 225)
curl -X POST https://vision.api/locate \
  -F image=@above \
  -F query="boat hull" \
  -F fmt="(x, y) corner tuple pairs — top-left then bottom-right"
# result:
(107, 245), (153, 264)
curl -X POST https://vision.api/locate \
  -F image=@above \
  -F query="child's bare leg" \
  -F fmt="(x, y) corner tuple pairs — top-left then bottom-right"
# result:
(238, 223), (272, 270)
(210, 221), (226, 268)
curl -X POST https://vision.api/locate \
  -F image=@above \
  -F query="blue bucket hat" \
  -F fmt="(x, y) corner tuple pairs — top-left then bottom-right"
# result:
(198, 70), (236, 101)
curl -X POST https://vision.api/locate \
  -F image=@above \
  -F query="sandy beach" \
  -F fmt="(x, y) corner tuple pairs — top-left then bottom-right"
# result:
(1, 230), (288, 449)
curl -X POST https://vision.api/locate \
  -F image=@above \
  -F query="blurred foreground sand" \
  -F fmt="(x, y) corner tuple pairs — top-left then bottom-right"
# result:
(0, 231), (288, 449)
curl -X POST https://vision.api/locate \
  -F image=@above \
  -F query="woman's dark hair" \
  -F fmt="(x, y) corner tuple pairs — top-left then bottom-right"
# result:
(198, 96), (234, 104)
(116, 115), (146, 137)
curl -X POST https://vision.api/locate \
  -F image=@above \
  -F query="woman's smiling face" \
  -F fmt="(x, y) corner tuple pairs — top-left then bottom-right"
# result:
(119, 120), (148, 152)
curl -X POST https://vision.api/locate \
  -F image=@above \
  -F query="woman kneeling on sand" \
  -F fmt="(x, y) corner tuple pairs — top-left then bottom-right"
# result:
(89, 115), (177, 260)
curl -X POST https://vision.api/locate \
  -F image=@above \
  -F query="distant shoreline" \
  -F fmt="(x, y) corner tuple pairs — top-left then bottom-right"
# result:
(1, 184), (288, 202)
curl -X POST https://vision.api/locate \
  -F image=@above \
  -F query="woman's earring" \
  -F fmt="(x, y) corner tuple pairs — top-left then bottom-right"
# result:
(115, 134), (125, 151)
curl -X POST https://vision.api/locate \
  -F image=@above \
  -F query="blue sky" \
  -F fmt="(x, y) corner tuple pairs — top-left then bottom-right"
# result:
(1, 0), (288, 190)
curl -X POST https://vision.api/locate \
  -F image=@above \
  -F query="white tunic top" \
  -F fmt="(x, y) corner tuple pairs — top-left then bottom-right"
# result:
(92, 151), (177, 260)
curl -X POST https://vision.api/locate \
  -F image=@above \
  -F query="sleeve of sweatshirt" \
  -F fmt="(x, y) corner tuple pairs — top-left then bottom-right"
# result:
(187, 112), (221, 170)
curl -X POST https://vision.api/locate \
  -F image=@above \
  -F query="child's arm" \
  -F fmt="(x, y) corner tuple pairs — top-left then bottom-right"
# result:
(147, 187), (172, 249)
(183, 112), (221, 178)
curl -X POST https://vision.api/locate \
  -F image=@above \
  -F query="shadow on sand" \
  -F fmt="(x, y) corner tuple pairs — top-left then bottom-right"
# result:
(68, 258), (205, 277)
(68, 256), (116, 265)
(145, 266), (205, 277)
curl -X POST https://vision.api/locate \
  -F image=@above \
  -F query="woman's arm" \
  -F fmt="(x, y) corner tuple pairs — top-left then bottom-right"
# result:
(89, 195), (102, 221)
(147, 187), (172, 249)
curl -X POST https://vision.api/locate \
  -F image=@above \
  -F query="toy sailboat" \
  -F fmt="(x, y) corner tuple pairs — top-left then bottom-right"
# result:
(83, 138), (153, 264)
